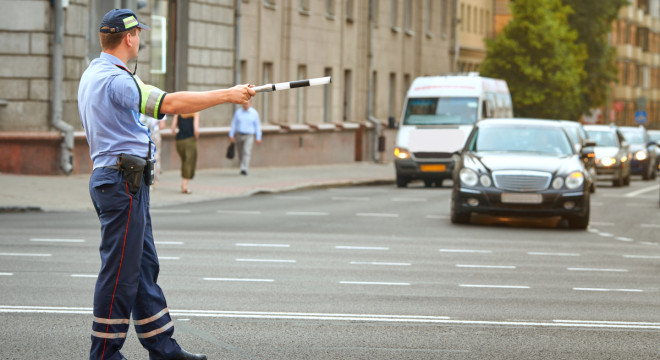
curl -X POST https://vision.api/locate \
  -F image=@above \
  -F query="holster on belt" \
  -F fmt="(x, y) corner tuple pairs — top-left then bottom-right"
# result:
(117, 154), (146, 194)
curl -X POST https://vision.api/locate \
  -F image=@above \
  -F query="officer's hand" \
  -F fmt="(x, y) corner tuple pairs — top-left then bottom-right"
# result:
(228, 84), (255, 105)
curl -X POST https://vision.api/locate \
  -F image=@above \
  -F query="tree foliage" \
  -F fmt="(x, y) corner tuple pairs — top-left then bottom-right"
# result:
(562, 0), (628, 114)
(480, 0), (587, 120)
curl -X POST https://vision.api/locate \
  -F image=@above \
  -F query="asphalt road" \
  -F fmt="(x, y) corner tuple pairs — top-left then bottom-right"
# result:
(1, 177), (660, 359)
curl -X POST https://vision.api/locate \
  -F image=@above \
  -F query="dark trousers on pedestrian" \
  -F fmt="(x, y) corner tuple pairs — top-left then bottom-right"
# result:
(88, 168), (181, 360)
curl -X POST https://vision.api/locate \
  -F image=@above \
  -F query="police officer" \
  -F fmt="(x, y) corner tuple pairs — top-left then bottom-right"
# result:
(78, 9), (254, 360)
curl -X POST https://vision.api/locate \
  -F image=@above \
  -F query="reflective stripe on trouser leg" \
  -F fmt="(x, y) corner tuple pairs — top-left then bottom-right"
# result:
(237, 133), (254, 172)
(89, 168), (145, 360)
(131, 205), (181, 360)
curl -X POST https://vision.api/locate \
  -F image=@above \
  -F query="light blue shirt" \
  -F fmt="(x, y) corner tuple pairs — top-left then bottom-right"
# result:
(229, 107), (262, 141)
(78, 53), (166, 169)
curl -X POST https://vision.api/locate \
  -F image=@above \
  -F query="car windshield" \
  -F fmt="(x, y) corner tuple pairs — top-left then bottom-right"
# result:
(620, 130), (645, 144)
(585, 130), (618, 147)
(563, 126), (580, 146)
(469, 126), (573, 156)
(403, 97), (478, 125)
(649, 132), (660, 142)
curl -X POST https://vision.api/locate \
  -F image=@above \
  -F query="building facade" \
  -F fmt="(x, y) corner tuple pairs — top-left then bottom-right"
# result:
(0, 0), (457, 174)
(456, 0), (494, 72)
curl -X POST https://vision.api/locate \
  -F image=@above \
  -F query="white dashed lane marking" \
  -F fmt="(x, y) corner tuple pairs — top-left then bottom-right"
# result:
(567, 268), (628, 272)
(456, 265), (516, 269)
(440, 249), (493, 254)
(204, 278), (274, 282)
(460, 284), (530, 289)
(527, 252), (580, 257)
(235, 243), (291, 248)
(350, 261), (411, 266)
(0, 253), (51, 257)
(336, 246), (389, 251)
(340, 281), (411, 286)
(30, 238), (85, 243)
(573, 288), (644, 293)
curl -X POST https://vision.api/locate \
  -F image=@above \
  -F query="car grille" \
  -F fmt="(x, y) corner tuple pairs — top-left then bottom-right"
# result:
(492, 170), (551, 192)
(413, 152), (454, 159)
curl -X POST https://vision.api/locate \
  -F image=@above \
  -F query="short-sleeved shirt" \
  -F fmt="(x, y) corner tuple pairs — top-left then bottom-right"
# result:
(78, 52), (167, 169)
(229, 107), (262, 141)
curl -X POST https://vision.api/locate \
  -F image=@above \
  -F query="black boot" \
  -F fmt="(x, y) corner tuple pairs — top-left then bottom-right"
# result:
(170, 348), (207, 360)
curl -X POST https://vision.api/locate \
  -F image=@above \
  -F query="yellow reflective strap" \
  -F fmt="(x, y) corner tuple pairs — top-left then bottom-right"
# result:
(92, 331), (127, 339)
(136, 321), (174, 339)
(133, 308), (169, 326)
(123, 16), (138, 29)
(93, 316), (130, 325)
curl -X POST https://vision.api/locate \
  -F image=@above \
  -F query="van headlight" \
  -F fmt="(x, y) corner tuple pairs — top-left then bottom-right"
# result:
(565, 172), (584, 190)
(459, 168), (479, 187)
(635, 151), (647, 161)
(394, 147), (411, 159)
(600, 157), (616, 167)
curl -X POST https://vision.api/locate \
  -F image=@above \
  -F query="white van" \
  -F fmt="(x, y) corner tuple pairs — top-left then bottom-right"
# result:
(394, 74), (513, 187)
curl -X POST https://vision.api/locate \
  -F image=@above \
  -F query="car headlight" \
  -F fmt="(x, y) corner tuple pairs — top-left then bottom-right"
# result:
(565, 172), (584, 190)
(479, 174), (492, 187)
(459, 168), (479, 187)
(600, 157), (616, 167)
(552, 177), (564, 189)
(635, 151), (647, 161)
(394, 147), (411, 159)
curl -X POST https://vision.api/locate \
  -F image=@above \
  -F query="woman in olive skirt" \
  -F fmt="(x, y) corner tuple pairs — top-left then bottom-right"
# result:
(171, 112), (199, 194)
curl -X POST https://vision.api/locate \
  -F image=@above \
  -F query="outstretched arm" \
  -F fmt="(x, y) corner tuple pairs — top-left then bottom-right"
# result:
(160, 85), (255, 115)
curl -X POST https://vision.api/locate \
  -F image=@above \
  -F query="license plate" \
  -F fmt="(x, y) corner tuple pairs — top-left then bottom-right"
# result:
(420, 164), (447, 172)
(501, 193), (543, 204)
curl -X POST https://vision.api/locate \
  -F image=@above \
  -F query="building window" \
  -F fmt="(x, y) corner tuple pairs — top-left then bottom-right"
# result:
(299, 0), (310, 14)
(324, 67), (333, 123)
(460, 3), (464, 32)
(390, 0), (399, 32)
(297, 65), (307, 124)
(346, 0), (354, 22)
(343, 69), (352, 122)
(424, 0), (432, 37)
(440, 0), (447, 37)
(404, 0), (412, 34)
(388, 73), (396, 120)
(371, 71), (378, 118)
(262, 62), (272, 123)
(326, 0), (335, 19)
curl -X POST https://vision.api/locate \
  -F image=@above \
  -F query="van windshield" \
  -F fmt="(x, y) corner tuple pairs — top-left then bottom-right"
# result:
(403, 97), (479, 125)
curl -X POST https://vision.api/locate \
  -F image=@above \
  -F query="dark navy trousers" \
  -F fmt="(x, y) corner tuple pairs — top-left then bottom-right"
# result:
(89, 168), (181, 360)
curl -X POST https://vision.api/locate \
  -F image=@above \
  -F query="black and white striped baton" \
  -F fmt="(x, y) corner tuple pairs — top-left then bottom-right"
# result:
(252, 76), (332, 93)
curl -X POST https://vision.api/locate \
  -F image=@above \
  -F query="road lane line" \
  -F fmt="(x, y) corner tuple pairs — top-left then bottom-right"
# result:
(589, 221), (614, 226)
(625, 184), (659, 197)
(597, 232), (614, 237)
(235, 243), (291, 248)
(573, 288), (643, 292)
(459, 284), (530, 289)
(391, 198), (428, 202)
(640, 242), (658, 246)
(641, 224), (660, 229)
(29, 238), (85, 243)
(527, 252), (580, 257)
(336, 246), (389, 251)
(623, 255), (660, 259)
(5, 306), (660, 329)
(440, 249), (493, 254)
(155, 241), (185, 245)
(203, 278), (274, 282)
(0, 253), (51, 257)
(331, 196), (370, 201)
(150, 209), (191, 213)
(567, 268), (628, 272)
(71, 274), (97, 278)
(340, 281), (410, 286)
(350, 261), (411, 266)
(235, 259), (296, 263)
(217, 210), (262, 215)
(456, 265), (516, 269)
(356, 213), (399, 217)
(0, 273), (13, 276)
(615, 237), (634, 242)
(286, 211), (329, 216)
(426, 215), (449, 219)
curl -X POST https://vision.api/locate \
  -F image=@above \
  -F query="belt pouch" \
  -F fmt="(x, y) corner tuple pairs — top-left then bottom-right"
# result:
(117, 154), (146, 194)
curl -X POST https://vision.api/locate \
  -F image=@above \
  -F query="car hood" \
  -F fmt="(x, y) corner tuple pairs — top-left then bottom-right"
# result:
(593, 146), (620, 158)
(467, 152), (578, 174)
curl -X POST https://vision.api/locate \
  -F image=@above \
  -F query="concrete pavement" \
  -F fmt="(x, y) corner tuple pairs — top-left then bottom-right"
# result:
(0, 163), (395, 212)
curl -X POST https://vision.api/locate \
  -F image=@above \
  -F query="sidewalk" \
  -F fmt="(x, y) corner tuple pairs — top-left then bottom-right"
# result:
(0, 163), (395, 212)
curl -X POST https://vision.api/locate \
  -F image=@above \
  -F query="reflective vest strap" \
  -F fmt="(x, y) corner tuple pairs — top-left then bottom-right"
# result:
(93, 317), (130, 325)
(92, 331), (127, 339)
(134, 76), (167, 119)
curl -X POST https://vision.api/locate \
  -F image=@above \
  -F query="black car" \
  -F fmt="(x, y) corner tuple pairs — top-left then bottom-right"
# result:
(451, 119), (592, 229)
(559, 120), (597, 192)
(618, 126), (657, 180)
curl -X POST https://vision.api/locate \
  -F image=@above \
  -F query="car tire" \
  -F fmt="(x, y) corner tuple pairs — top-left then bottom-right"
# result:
(450, 194), (470, 224)
(566, 198), (590, 230)
(396, 174), (409, 188)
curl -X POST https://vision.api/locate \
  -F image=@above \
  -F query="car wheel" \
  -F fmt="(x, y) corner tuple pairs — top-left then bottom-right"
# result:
(450, 193), (470, 224)
(396, 174), (408, 188)
(624, 173), (631, 186)
(566, 198), (590, 230)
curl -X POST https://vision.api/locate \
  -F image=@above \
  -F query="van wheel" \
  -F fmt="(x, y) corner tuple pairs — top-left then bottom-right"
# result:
(396, 174), (409, 188)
